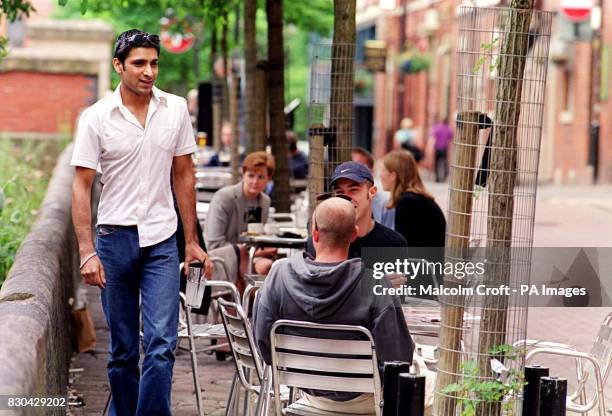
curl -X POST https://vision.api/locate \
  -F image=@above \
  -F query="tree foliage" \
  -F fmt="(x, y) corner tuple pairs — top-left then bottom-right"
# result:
(54, 0), (242, 95)
(0, 0), (36, 58)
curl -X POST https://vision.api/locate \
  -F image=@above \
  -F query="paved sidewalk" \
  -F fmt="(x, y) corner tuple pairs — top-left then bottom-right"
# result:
(68, 285), (236, 416)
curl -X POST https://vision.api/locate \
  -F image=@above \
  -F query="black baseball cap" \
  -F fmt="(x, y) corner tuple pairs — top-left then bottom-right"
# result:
(330, 161), (374, 187)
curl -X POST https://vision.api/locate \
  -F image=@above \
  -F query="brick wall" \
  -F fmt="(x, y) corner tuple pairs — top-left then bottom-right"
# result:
(0, 71), (96, 134)
(599, 2), (612, 183)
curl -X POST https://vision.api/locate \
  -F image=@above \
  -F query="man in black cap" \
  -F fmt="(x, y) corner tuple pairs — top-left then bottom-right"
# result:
(307, 161), (407, 264)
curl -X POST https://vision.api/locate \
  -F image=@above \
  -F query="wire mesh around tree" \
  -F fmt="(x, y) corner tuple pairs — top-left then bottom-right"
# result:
(307, 43), (356, 215)
(434, 6), (552, 416)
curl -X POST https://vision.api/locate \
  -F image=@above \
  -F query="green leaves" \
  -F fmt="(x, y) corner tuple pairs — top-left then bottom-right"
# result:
(0, 140), (60, 287)
(1, 0), (35, 22)
(80, 0), (88, 15)
(440, 344), (526, 416)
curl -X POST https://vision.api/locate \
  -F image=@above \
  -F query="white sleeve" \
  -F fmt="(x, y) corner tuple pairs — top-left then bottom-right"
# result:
(70, 108), (100, 169)
(174, 98), (197, 157)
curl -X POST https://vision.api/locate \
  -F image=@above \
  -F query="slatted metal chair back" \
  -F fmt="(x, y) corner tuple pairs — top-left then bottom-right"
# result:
(590, 312), (612, 385)
(270, 320), (382, 416)
(218, 297), (266, 391)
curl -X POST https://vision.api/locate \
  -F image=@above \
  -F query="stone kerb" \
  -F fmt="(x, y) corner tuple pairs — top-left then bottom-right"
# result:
(0, 144), (78, 415)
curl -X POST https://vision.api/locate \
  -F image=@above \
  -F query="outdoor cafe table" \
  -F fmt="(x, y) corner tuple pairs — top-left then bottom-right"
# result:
(402, 305), (479, 338)
(238, 233), (308, 275)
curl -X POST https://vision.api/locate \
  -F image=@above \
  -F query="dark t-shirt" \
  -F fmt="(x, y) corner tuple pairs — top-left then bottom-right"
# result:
(289, 151), (309, 179)
(394, 191), (446, 249)
(307, 222), (407, 268)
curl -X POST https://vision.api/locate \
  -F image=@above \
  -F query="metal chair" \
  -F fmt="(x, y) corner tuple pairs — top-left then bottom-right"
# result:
(269, 320), (383, 416)
(218, 297), (287, 416)
(180, 260), (241, 416)
(516, 312), (612, 415)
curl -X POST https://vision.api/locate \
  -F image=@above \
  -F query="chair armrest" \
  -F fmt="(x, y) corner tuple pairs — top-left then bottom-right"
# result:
(526, 348), (606, 415)
(514, 339), (576, 351)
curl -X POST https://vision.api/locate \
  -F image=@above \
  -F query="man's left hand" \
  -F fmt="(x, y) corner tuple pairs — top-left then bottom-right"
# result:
(184, 243), (213, 278)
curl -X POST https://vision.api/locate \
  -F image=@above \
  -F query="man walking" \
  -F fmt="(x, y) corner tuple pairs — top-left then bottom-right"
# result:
(71, 29), (211, 415)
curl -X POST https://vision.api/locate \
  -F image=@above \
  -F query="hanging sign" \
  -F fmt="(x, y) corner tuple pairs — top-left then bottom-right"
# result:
(560, 0), (594, 23)
(160, 16), (196, 54)
(364, 40), (387, 72)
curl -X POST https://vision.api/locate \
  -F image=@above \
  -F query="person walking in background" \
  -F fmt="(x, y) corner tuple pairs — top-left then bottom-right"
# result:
(351, 147), (395, 229)
(71, 29), (211, 416)
(431, 117), (453, 182)
(394, 117), (423, 162)
(380, 150), (446, 252)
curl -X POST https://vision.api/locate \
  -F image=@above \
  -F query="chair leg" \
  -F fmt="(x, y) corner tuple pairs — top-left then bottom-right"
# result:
(186, 306), (205, 416)
(225, 373), (238, 416)
(242, 368), (251, 416)
(102, 390), (111, 416)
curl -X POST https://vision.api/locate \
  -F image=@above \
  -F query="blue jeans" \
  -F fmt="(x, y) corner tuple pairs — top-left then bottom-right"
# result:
(97, 225), (179, 416)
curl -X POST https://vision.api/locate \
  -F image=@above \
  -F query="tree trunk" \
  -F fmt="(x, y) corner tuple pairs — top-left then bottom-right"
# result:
(476, 1), (535, 415)
(266, 0), (291, 212)
(254, 60), (268, 151)
(330, 0), (356, 165)
(221, 11), (230, 122)
(230, 72), (241, 184)
(244, 0), (257, 153)
(211, 25), (222, 151)
(433, 111), (480, 416)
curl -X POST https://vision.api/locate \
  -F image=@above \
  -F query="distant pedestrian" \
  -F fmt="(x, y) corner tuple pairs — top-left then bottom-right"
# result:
(394, 117), (423, 162)
(431, 118), (453, 182)
(380, 150), (445, 251)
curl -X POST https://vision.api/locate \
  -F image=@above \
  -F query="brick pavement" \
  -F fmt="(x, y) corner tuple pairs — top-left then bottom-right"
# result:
(69, 286), (235, 416)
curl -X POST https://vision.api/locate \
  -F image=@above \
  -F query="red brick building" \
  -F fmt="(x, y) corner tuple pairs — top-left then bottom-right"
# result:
(358, 0), (612, 183)
(0, 17), (114, 139)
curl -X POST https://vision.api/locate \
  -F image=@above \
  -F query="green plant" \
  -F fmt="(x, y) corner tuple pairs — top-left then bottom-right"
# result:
(473, 37), (501, 75)
(441, 344), (526, 416)
(0, 139), (64, 286)
(398, 51), (431, 74)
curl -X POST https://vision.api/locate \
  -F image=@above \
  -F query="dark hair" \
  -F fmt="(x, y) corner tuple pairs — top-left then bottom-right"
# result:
(114, 29), (160, 64)
(286, 131), (297, 152)
(351, 146), (374, 170)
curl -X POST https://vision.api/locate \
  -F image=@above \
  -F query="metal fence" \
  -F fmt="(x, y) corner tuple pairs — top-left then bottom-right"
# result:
(435, 6), (553, 416)
(307, 43), (356, 214)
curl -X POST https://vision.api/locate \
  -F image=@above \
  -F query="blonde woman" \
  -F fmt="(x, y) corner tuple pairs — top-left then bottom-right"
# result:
(380, 150), (445, 249)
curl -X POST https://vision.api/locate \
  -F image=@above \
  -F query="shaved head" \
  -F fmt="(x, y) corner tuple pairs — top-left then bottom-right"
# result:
(313, 197), (356, 248)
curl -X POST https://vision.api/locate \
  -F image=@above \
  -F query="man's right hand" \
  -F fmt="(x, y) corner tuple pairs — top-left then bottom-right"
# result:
(81, 255), (106, 289)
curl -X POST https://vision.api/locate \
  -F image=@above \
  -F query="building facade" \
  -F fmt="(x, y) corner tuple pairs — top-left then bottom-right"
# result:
(358, 0), (612, 183)
(0, 1), (114, 139)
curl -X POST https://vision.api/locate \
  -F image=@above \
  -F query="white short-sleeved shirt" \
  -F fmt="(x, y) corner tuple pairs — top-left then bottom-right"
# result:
(71, 85), (197, 247)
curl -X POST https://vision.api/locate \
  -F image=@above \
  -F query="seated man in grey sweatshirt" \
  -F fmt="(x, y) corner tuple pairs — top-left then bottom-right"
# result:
(253, 197), (414, 414)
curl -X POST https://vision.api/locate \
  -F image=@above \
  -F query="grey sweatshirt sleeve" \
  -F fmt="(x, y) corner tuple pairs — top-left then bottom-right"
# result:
(204, 192), (232, 250)
(372, 304), (414, 365)
(371, 279), (414, 365)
